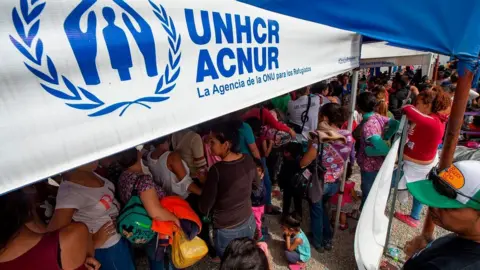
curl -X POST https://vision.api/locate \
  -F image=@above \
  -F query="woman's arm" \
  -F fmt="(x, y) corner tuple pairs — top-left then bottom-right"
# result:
(402, 105), (435, 126)
(199, 166), (219, 215)
(261, 108), (291, 133)
(248, 143), (262, 159)
(285, 235), (302, 252)
(365, 135), (390, 156)
(47, 208), (75, 232)
(60, 222), (99, 270)
(299, 141), (317, 168)
(139, 189), (180, 226)
(169, 152), (202, 195)
(243, 123), (262, 159)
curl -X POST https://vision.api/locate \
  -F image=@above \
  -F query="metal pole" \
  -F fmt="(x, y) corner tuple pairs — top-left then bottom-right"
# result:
(334, 68), (359, 234)
(383, 116), (408, 254)
(421, 63), (475, 238)
(432, 54), (440, 84)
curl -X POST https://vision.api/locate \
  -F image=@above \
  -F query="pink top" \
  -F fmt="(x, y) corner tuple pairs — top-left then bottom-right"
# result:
(356, 114), (390, 172)
(403, 105), (447, 161)
(330, 181), (355, 207)
(203, 135), (221, 168)
(242, 108), (290, 132)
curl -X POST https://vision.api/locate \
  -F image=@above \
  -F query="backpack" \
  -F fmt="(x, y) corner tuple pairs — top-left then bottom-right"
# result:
(117, 176), (156, 245)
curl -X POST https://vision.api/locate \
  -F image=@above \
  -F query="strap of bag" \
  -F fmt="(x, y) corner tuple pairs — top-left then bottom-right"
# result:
(131, 172), (143, 196)
(300, 95), (312, 132)
(305, 137), (323, 194)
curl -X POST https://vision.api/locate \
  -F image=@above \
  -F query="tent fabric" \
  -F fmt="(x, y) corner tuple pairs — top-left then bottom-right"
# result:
(354, 139), (400, 270)
(238, 0), (480, 66)
(0, 0), (360, 195)
(360, 42), (433, 68)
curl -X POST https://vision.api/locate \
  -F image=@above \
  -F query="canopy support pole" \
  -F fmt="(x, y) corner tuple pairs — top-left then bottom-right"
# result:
(421, 62), (475, 238)
(383, 116), (408, 254)
(334, 68), (359, 235)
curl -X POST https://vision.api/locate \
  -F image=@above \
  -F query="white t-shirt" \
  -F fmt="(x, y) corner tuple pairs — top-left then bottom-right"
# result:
(146, 151), (193, 199)
(287, 95), (321, 134)
(55, 175), (121, 249)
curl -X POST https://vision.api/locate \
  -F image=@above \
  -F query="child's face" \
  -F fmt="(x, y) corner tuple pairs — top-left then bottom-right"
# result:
(256, 166), (265, 179)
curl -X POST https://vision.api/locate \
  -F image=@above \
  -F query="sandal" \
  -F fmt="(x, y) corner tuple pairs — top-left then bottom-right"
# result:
(394, 212), (420, 228)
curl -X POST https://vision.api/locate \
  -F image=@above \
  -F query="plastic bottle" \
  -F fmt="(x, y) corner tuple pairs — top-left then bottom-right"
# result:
(388, 247), (400, 262)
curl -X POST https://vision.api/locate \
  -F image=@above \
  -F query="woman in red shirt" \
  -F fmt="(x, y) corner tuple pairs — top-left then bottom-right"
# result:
(394, 88), (451, 227)
(0, 189), (99, 270)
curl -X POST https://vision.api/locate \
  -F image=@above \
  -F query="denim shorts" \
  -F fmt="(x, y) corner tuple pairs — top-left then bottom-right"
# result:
(213, 214), (256, 257)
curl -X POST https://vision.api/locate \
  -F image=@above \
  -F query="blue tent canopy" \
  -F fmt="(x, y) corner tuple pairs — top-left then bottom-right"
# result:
(239, 0), (480, 67)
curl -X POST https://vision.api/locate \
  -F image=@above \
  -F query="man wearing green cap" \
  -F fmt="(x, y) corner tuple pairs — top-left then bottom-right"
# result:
(403, 160), (480, 269)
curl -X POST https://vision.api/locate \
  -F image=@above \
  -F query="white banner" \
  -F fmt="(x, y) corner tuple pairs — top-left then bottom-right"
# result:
(355, 139), (400, 270)
(0, 0), (360, 194)
(360, 42), (432, 68)
(360, 55), (432, 68)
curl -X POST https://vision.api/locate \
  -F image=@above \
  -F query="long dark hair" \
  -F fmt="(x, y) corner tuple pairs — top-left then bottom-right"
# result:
(0, 189), (33, 251)
(319, 103), (349, 127)
(357, 92), (377, 113)
(210, 120), (243, 154)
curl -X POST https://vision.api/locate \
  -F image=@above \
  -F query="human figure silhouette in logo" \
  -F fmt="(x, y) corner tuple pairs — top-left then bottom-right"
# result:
(114, 0), (158, 77)
(102, 7), (133, 81)
(64, 0), (100, 85)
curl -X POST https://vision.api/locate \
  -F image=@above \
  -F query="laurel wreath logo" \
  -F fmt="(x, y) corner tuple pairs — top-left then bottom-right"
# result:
(9, 0), (181, 117)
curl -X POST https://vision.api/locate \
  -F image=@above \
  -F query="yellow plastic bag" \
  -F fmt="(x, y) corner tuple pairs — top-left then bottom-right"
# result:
(172, 230), (208, 268)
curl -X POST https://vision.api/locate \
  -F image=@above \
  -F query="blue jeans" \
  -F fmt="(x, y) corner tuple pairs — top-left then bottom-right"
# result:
(310, 182), (339, 248)
(261, 157), (272, 206)
(214, 214), (256, 257)
(285, 250), (301, 264)
(411, 198), (423, 220)
(145, 235), (176, 270)
(360, 170), (379, 209)
(392, 169), (423, 220)
(95, 238), (135, 270)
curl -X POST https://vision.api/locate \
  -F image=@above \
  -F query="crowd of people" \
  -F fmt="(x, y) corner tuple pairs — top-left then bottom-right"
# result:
(2, 63), (480, 270)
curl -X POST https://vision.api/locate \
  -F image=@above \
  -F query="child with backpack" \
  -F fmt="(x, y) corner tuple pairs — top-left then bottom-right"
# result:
(282, 216), (311, 269)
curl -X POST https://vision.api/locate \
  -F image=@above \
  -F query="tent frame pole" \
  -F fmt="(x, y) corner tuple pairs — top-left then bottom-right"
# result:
(334, 68), (359, 235)
(383, 116), (408, 254)
(333, 68), (359, 235)
(334, 35), (363, 235)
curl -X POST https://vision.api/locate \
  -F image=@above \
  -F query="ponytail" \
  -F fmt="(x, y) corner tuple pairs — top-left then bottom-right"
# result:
(376, 99), (388, 117)
(373, 86), (388, 117)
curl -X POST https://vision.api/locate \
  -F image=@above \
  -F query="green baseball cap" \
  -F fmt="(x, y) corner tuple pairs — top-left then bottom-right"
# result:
(407, 160), (480, 210)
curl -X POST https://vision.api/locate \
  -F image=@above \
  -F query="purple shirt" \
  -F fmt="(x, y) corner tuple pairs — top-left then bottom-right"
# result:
(117, 171), (166, 204)
(356, 114), (389, 172)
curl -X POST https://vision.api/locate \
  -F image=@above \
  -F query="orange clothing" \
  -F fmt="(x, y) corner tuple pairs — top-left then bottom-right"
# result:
(151, 196), (201, 244)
